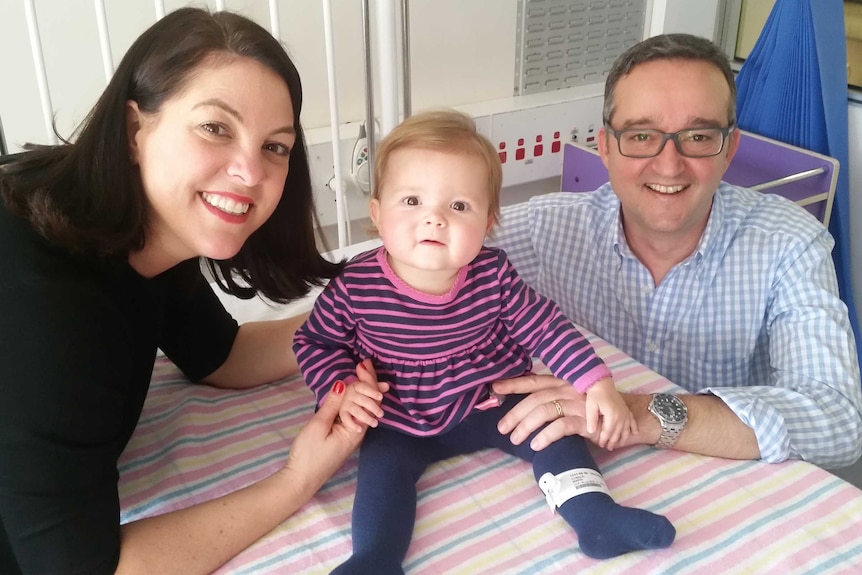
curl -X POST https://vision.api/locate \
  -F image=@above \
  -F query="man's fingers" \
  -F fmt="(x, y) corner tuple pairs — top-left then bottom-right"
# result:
(492, 373), (565, 396)
(529, 417), (586, 451)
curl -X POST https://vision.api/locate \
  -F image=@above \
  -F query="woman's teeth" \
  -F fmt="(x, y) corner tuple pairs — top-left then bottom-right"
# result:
(202, 192), (250, 215)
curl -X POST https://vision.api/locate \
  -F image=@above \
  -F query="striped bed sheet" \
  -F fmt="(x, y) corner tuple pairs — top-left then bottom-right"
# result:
(118, 337), (862, 574)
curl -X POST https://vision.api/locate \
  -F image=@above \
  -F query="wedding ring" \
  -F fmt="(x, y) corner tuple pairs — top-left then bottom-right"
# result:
(552, 400), (564, 419)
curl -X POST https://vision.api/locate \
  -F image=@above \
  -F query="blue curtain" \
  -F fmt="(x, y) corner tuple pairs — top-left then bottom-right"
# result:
(736, 0), (861, 365)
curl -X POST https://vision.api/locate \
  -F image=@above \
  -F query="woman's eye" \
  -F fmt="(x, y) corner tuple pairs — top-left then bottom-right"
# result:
(404, 196), (420, 206)
(264, 142), (291, 157)
(451, 201), (468, 212)
(201, 122), (228, 137)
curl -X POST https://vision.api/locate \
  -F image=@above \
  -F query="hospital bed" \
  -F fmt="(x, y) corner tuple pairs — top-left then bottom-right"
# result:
(118, 252), (862, 573)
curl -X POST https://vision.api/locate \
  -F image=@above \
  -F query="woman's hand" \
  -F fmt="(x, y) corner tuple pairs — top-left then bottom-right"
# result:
(281, 378), (362, 497)
(281, 359), (390, 494)
(492, 374), (596, 451)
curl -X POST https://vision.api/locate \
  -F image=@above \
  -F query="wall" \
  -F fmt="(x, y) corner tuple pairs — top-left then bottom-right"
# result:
(662, 0), (721, 40)
(736, 0), (775, 58)
(0, 0), (516, 148)
(0, 0), (732, 238)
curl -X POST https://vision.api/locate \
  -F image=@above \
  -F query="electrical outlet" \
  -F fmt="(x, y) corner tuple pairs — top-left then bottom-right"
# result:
(488, 95), (604, 187)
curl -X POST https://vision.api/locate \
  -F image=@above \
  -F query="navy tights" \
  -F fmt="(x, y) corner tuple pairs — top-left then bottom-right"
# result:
(331, 395), (674, 574)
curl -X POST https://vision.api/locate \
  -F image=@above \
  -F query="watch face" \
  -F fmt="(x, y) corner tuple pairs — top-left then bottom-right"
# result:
(652, 394), (686, 423)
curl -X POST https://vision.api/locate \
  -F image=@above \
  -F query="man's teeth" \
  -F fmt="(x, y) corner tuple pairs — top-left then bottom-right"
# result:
(647, 184), (686, 194)
(202, 192), (250, 215)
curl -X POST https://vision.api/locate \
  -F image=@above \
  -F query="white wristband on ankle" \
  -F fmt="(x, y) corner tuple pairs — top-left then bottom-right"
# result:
(538, 469), (610, 513)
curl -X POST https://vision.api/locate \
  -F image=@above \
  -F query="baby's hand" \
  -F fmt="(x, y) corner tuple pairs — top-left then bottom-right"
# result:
(584, 378), (637, 450)
(338, 377), (385, 434)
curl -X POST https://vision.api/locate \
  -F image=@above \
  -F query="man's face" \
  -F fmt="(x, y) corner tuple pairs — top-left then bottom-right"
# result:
(598, 58), (740, 248)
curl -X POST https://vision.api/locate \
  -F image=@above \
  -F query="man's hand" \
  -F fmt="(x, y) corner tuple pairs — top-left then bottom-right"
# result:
(492, 374), (597, 450)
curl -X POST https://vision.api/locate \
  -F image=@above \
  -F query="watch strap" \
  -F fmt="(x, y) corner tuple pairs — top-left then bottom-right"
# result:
(654, 421), (684, 449)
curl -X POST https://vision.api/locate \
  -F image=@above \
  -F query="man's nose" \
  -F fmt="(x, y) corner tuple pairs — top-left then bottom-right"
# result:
(650, 136), (686, 175)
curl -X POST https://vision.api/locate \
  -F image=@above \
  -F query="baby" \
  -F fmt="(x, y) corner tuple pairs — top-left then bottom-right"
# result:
(293, 110), (675, 573)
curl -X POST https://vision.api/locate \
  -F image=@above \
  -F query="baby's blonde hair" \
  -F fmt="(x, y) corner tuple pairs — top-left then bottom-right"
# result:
(372, 109), (502, 226)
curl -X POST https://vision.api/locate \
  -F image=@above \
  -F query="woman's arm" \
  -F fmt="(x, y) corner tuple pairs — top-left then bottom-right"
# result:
(116, 384), (357, 575)
(203, 313), (309, 389)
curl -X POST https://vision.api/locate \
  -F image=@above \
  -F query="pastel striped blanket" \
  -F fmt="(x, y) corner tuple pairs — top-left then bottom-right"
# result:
(118, 339), (862, 574)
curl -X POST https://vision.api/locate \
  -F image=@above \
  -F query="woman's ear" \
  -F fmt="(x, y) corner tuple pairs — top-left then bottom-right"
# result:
(125, 100), (142, 164)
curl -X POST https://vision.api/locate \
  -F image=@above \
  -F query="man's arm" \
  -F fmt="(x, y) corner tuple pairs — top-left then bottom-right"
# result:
(492, 375), (760, 459)
(704, 227), (862, 467)
(624, 393), (760, 459)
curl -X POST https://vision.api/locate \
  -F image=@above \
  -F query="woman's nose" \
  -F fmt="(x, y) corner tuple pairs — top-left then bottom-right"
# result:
(227, 147), (265, 186)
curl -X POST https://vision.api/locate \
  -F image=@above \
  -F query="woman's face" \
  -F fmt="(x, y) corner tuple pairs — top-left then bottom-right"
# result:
(127, 56), (296, 277)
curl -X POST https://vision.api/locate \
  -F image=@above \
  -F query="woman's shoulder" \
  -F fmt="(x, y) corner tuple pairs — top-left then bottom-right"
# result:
(0, 200), (99, 285)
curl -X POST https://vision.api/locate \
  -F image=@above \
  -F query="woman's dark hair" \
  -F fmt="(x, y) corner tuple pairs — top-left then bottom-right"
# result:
(0, 7), (341, 303)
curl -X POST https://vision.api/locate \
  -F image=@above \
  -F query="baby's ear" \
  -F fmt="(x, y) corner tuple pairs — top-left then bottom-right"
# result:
(369, 198), (380, 229)
(485, 214), (497, 234)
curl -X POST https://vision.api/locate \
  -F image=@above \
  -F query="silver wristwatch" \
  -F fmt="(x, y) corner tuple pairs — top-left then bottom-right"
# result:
(648, 393), (688, 449)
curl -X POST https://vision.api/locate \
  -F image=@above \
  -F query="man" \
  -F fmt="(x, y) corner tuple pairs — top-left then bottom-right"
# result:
(491, 33), (862, 469)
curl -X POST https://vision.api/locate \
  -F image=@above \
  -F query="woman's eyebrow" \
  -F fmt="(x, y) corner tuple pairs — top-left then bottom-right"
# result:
(194, 98), (295, 136)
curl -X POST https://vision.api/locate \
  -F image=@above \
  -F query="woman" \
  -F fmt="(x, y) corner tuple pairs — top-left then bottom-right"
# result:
(0, 8), (379, 574)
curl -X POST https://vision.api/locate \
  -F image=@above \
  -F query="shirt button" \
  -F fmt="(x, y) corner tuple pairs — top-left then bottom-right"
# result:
(641, 285), (652, 294)
(646, 341), (659, 352)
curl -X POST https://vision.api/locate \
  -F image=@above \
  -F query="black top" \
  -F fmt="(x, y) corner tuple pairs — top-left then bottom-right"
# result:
(0, 203), (239, 574)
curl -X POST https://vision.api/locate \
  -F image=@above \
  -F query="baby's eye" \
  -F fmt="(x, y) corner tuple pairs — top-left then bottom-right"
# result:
(450, 201), (468, 212)
(403, 196), (420, 206)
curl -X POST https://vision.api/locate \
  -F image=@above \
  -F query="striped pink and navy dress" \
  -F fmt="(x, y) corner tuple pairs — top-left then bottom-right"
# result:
(294, 246), (611, 437)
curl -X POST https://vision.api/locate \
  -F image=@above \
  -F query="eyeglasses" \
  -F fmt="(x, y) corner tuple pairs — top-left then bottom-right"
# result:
(604, 124), (735, 158)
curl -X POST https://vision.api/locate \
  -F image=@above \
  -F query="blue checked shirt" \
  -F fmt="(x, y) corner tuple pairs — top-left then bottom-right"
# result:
(493, 183), (862, 467)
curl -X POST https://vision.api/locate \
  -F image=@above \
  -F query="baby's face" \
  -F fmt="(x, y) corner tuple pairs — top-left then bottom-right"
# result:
(370, 147), (492, 293)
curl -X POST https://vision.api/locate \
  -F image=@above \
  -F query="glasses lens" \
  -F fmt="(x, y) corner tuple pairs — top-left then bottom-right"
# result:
(677, 129), (725, 157)
(616, 128), (725, 158)
(617, 129), (664, 158)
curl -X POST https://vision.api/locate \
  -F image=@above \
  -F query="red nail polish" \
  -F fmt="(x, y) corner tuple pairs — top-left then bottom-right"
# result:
(333, 380), (345, 394)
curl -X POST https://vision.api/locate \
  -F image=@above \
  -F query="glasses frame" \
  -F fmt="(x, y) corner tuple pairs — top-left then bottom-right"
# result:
(603, 124), (736, 158)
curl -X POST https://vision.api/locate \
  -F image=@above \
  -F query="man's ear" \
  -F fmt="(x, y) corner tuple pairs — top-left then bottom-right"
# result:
(724, 126), (742, 165)
(126, 100), (143, 164)
(597, 126), (611, 169)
